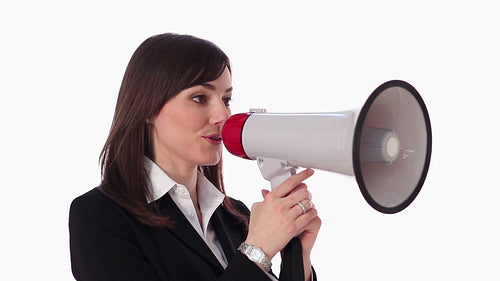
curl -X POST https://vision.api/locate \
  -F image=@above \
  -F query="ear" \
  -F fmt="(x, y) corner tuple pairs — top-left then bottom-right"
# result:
(147, 113), (159, 125)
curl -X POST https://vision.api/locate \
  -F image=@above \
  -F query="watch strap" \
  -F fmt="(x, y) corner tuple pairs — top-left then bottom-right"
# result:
(238, 242), (272, 272)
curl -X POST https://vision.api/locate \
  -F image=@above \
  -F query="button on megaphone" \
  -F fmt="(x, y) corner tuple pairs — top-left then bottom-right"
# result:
(222, 80), (432, 214)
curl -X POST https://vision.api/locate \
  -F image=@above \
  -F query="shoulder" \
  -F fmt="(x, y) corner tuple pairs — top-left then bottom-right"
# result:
(70, 187), (116, 216)
(69, 187), (135, 231)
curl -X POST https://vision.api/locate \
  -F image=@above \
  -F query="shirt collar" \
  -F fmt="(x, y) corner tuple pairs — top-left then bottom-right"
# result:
(144, 156), (225, 205)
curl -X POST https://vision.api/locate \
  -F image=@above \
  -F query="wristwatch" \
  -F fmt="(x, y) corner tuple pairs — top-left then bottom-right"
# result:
(238, 242), (272, 272)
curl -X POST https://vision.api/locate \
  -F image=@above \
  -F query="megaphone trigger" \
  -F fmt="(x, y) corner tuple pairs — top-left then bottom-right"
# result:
(256, 157), (298, 190)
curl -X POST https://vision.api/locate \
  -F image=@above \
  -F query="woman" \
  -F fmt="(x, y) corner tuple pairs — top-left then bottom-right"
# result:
(69, 33), (321, 281)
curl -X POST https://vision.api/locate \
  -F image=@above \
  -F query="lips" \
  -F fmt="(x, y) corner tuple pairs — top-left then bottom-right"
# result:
(203, 134), (222, 145)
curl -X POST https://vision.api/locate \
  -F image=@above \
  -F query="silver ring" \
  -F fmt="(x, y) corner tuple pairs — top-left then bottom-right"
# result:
(297, 202), (307, 214)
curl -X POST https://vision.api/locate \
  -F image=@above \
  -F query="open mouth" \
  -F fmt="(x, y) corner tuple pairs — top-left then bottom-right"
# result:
(204, 135), (222, 144)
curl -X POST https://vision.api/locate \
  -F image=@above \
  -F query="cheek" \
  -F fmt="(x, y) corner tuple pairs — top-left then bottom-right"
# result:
(159, 109), (205, 138)
(175, 112), (205, 132)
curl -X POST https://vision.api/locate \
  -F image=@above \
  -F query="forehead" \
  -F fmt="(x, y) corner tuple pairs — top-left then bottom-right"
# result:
(213, 67), (232, 85)
(200, 67), (232, 90)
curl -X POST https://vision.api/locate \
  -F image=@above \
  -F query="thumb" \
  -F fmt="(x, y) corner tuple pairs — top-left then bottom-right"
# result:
(261, 189), (270, 199)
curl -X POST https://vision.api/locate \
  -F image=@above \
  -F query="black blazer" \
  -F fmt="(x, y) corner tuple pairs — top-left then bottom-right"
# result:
(69, 187), (315, 281)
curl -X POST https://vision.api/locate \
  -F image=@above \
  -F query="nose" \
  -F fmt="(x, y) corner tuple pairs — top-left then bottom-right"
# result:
(211, 100), (231, 127)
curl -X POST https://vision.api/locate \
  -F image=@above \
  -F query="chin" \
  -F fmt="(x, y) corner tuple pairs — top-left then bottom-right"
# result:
(196, 148), (222, 166)
(199, 155), (221, 167)
(204, 159), (221, 166)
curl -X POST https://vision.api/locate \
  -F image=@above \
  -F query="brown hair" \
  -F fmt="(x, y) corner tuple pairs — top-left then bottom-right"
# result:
(100, 33), (246, 227)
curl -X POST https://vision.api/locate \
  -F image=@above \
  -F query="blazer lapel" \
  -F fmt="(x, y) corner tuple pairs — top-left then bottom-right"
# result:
(211, 206), (246, 262)
(154, 193), (224, 272)
(211, 204), (281, 279)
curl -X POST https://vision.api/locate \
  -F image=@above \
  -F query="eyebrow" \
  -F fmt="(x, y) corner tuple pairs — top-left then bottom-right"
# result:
(201, 83), (233, 93)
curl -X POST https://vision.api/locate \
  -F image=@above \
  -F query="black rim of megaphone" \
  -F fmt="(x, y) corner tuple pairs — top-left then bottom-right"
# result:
(352, 80), (432, 214)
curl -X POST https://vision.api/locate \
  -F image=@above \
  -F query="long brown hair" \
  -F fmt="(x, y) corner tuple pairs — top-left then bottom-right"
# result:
(100, 33), (246, 227)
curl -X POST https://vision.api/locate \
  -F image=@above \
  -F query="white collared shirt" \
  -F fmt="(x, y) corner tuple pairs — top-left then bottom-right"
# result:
(145, 157), (282, 281)
(145, 157), (229, 268)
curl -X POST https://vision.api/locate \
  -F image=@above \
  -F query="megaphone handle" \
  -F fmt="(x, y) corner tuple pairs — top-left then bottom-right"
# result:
(256, 158), (303, 280)
(256, 157), (297, 190)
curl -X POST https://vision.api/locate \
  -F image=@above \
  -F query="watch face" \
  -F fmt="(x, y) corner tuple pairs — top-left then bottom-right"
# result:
(248, 248), (263, 261)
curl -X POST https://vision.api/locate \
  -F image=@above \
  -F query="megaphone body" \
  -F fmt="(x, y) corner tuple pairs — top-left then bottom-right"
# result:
(222, 80), (432, 214)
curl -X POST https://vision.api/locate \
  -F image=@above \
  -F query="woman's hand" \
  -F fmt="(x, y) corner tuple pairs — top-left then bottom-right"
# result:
(245, 169), (319, 260)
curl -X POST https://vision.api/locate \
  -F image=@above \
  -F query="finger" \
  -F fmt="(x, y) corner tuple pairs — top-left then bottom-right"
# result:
(295, 201), (307, 216)
(284, 207), (318, 238)
(285, 186), (312, 209)
(294, 199), (314, 217)
(294, 208), (319, 233)
(261, 189), (270, 199)
(289, 183), (308, 194)
(299, 215), (322, 240)
(273, 169), (314, 198)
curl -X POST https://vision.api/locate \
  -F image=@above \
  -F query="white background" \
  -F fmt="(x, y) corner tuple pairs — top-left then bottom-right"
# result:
(1, 0), (499, 280)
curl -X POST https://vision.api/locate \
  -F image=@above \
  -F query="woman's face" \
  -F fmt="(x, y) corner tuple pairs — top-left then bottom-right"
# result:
(150, 67), (232, 170)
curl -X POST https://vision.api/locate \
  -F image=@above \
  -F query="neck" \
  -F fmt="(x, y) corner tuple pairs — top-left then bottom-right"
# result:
(152, 148), (196, 186)
(152, 155), (200, 209)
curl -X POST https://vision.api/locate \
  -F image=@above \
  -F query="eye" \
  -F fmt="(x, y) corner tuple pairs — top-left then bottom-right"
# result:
(223, 96), (232, 107)
(192, 94), (207, 104)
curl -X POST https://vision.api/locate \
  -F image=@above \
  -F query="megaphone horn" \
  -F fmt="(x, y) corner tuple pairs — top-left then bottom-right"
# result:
(222, 80), (432, 214)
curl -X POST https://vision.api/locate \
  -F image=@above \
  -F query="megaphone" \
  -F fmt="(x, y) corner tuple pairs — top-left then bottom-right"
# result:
(222, 80), (432, 214)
